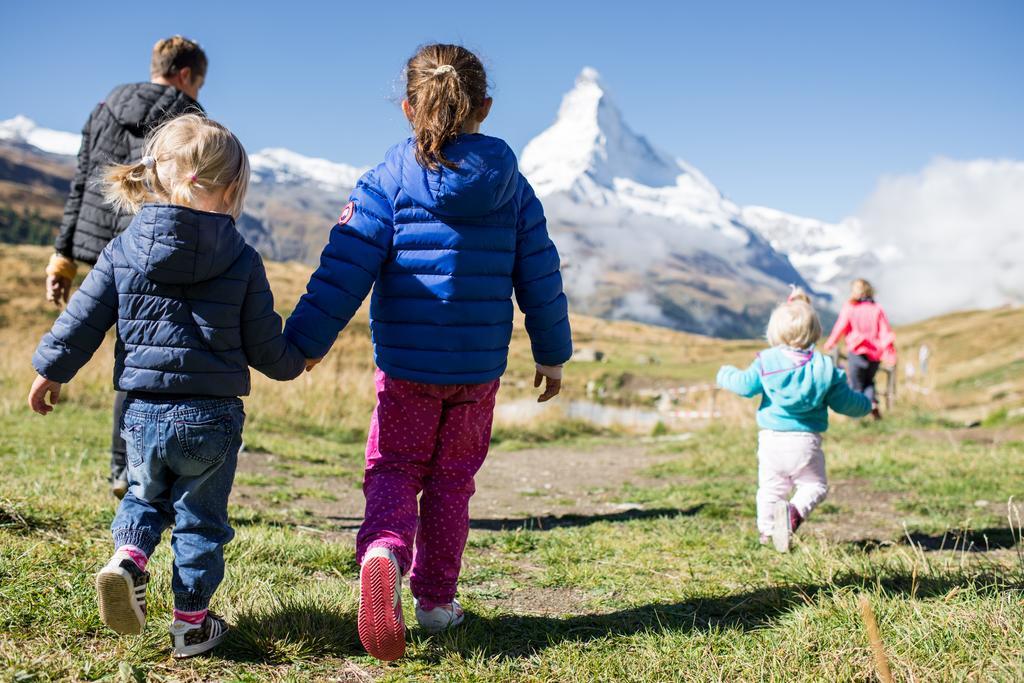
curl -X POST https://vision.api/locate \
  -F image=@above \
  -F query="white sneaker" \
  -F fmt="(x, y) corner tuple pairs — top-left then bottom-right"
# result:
(170, 612), (229, 658)
(96, 552), (149, 635)
(415, 597), (465, 634)
(772, 500), (792, 553)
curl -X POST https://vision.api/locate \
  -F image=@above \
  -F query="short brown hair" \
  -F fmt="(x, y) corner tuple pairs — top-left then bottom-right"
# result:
(405, 44), (488, 170)
(151, 35), (208, 79)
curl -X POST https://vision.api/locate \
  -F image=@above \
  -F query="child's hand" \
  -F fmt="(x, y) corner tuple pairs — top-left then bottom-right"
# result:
(28, 375), (62, 415)
(534, 364), (563, 403)
(304, 357), (323, 373)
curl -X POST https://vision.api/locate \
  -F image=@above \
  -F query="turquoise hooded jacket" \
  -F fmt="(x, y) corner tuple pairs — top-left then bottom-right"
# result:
(717, 346), (871, 432)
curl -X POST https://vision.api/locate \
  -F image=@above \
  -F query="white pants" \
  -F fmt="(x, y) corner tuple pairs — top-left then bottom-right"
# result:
(756, 430), (828, 535)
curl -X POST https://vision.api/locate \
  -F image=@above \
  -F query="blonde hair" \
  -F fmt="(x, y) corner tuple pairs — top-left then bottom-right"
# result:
(405, 44), (489, 170)
(103, 114), (250, 219)
(850, 278), (874, 301)
(787, 285), (811, 304)
(766, 300), (822, 350)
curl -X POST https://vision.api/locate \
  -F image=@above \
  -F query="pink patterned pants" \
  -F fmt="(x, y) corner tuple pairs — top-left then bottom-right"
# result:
(356, 369), (499, 608)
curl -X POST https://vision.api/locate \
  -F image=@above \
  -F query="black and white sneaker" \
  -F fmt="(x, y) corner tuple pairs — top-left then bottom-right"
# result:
(96, 553), (149, 634)
(170, 612), (230, 658)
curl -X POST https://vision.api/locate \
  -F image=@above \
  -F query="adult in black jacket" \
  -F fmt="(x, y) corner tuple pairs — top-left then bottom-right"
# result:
(45, 35), (208, 498)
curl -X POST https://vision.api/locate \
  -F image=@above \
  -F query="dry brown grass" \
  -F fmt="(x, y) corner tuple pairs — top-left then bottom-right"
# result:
(3, 244), (1021, 435)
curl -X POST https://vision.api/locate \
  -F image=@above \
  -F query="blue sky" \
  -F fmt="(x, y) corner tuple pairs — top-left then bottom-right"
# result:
(2, 0), (1021, 222)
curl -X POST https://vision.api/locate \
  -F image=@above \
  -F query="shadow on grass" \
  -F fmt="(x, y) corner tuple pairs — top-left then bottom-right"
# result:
(209, 567), (1020, 664)
(0, 498), (65, 535)
(433, 569), (1021, 661)
(469, 505), (705, 532)
(219, 600), (361, 663)
(851, 527), (1021, 553)
(284, 507), (707, 534)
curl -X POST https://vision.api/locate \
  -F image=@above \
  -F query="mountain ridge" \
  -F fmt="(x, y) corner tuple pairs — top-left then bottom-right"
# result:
(0, 70), (876, 337)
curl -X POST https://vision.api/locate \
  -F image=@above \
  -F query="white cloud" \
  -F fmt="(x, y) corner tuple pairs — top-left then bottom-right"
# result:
(853, 158), (1024, 323)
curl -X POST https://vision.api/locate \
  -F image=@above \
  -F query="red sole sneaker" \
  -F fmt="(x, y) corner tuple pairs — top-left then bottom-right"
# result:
(358, 555), (405, 661)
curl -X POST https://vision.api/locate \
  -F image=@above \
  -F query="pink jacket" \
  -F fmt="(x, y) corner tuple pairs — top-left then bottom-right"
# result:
(823, 299), (897, 364)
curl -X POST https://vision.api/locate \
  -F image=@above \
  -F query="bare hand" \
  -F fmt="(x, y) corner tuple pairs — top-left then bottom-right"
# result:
(28, 375), (62, 415)
(304, 357), (323, 373)
(46, 274), (71, 306)
(534, 370), (562, 403)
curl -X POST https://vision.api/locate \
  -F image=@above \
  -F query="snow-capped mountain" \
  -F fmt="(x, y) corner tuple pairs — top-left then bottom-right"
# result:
(250, 148), (366, 193)
(740, 206), (877, 299)
(0, 87), (876, 336)
(520, 68), (858, 336)
(0, 116), (363, 263)
(0, 115), (82, 156)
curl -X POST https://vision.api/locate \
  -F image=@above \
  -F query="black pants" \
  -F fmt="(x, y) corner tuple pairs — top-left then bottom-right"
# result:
(110, 390), (128, 481)
(846, 353), (880, 406)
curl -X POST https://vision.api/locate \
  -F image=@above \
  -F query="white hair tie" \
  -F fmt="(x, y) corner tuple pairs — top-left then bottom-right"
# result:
(432, 64), (457, 76)
(140, 155), (156, 169)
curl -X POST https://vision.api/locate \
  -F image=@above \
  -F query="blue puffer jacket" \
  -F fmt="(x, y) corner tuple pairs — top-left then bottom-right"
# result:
(717, 346), (872, 432)
(33, 204), (305, 395)
(284, 134), (573, 384)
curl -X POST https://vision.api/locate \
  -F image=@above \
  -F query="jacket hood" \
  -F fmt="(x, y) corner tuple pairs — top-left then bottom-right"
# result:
(104, 82), (201, 134)
(758, 347), (835, 412)
(382, 135), (519, 217)
(121, 204), (247, 285)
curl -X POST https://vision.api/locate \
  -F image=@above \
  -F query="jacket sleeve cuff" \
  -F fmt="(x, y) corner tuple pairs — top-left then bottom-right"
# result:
(46, 253), (78, 280)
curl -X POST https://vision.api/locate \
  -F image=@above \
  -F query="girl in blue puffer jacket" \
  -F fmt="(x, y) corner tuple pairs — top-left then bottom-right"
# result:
(284, 44), (572, 660)
(28, 114), (307, 658)
(716, 289), (871, 553)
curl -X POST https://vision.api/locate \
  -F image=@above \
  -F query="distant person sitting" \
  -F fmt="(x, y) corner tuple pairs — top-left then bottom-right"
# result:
(45, 35), (207, 498)
(823, 278), (897, 420)
(717, 288), (872, 552)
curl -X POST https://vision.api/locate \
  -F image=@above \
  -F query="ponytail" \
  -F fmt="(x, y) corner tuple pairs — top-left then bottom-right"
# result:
(101, 114), (250, 219)
(103, 159), (153, 215)
(405, 44), (488, 170)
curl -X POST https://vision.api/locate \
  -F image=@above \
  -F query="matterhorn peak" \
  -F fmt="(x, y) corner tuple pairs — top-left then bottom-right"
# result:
(521, 68), (684, 196)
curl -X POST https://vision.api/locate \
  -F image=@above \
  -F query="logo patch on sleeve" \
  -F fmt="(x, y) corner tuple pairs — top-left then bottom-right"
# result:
(338, 201), (355, 226)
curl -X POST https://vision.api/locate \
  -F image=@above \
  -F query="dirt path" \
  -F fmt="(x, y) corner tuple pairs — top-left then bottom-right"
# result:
(233, 441), (679, 539)
(233, 436), (922, 547)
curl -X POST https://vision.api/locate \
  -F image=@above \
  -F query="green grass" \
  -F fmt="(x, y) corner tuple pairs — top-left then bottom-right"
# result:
(2, 405), (1023, 681)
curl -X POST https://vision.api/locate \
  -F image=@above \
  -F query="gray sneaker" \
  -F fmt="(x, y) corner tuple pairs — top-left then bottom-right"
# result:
(96, 553), (149, 634)
(170, 612), (229, 658)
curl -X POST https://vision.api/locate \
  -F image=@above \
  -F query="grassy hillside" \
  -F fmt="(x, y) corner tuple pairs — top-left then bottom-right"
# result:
(2, 244), (1023, 680)
(2, 243), (1021, 445)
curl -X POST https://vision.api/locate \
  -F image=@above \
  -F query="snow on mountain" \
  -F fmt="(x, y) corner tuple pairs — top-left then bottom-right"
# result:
(0, 117), (367, 194)
(249, 147), (366, 193)
(740, 206), (876, 299)
(0, 92), (878, 336)
(520, 68), (831, 335)
(0, 115), (82, 156)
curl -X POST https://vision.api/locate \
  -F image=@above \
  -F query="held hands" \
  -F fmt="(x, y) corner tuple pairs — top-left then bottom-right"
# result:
(534, 364), (563, 403)
(304, 357), (323, 373)
(28, 375), (62, 415)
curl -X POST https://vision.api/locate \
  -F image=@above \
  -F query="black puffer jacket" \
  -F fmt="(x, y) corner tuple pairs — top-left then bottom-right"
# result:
(55, 82), (203, 264)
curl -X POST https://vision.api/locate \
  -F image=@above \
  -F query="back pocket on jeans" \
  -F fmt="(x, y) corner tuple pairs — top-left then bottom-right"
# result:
(120, 422), (144, 467)
(174, 415), (236, 464)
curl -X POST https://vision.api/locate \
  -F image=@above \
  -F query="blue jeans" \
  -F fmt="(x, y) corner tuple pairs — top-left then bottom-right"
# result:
(111, 396), (244, 612)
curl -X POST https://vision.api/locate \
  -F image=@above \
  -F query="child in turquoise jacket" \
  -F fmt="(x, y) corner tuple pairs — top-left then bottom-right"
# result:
(717, 289), (871, 551)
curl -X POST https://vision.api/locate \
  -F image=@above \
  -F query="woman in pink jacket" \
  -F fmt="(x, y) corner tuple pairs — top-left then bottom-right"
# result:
(823, 279), (896, 419)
